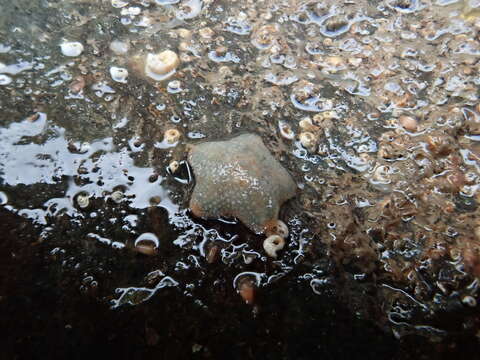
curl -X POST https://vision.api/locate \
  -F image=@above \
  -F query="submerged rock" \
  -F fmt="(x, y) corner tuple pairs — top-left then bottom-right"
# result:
(188, 133), (296, 234)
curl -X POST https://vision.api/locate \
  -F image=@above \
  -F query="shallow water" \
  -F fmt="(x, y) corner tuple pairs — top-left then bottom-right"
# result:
(1, 0), (480, 358)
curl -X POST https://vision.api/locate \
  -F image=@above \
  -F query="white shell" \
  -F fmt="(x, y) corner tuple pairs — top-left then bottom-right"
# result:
(145, 50), (180, 81)
(155, 0), (180, 4)
(60, 42), (84, 57)
(126, 7), (141, 16)
(263, 235), (285, 258)
(110, 66), (129, 83)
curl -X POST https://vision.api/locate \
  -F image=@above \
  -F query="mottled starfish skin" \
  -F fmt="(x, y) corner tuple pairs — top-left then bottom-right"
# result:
(188, 133), (296, 234)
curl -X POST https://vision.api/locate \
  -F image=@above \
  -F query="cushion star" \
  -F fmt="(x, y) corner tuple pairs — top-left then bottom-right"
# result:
(187, 133), (297, 234)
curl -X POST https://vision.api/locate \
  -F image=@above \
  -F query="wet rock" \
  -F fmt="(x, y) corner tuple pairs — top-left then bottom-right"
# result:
(188, 134), (296, 234)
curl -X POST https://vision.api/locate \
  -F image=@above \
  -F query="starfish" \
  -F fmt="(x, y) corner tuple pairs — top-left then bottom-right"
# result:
(188, 133), (297, 234)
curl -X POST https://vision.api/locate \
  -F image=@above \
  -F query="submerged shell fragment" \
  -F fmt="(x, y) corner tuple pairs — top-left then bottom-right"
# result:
(199, 27), (214, 39)
(167, 80), (182, 93)
(278, 120), (295, 140)
(299, 132), (317, 151)
(168, 160), (180, 174)
(110, 191), (124, 203)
